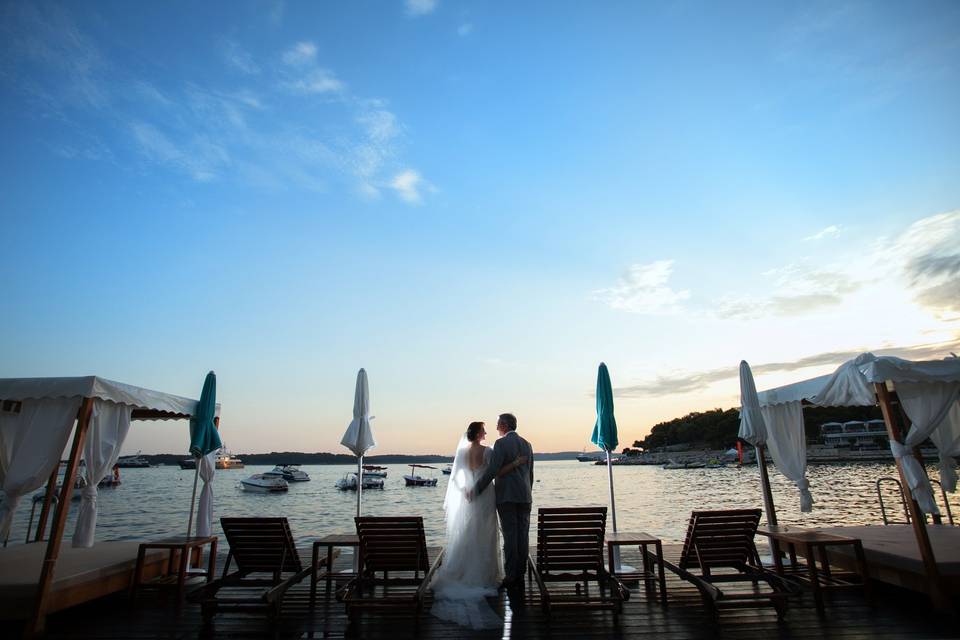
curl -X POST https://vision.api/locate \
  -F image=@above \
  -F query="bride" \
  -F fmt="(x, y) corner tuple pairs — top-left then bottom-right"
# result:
(430, 421), (527, 630)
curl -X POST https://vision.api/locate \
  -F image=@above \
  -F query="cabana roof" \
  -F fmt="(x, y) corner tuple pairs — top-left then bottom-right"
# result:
(757, 354), (960, 408)
(0, 376), (219, 421)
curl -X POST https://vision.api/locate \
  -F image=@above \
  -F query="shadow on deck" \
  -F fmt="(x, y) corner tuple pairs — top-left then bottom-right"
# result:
(16, 547), (958, 639)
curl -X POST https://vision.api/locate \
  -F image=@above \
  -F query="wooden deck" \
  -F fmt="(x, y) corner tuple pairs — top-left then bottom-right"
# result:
(11, 546), (958, 639)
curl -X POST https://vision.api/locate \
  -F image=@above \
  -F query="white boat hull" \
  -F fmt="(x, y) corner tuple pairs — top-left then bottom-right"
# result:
(241, 474), (289, 492)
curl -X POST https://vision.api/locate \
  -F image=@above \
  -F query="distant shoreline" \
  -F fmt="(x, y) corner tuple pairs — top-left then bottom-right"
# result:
(137, 451), (583, 465)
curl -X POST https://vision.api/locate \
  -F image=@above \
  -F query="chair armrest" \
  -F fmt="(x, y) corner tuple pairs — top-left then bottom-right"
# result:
(658, 553), (721, 602)
(416, 547), (446, 601)
(264, 566), (313, 604)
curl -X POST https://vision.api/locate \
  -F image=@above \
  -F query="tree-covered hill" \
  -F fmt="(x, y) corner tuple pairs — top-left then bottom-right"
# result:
(634, 405), (883, 451)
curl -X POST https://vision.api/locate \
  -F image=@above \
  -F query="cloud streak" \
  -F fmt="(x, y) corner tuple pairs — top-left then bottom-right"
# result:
(613, 337), (960, 398)
(593, 260), (690, 315)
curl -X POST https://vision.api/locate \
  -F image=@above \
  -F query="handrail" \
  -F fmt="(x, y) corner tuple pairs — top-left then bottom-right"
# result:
(876, 476), (955, 526)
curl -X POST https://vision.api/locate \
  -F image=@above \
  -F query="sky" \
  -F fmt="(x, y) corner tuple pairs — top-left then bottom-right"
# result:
(1, 0), (959, 456)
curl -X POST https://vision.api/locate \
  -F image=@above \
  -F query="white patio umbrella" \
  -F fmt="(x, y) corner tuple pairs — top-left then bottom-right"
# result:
(738, 360), (777, 525)
(340, 368), (376, 519)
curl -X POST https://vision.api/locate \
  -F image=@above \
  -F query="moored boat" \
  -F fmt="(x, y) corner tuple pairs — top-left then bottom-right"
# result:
(178, 458), (196, 470)
(264, 464), (310, 482)
(240, 474), (288, 492)
(216, 449), (244, 469)
(116, 452), (150, 468)
(361, 465), (388, 478)
(335, 473), (384, 490)
(441, 465), (452, 475)
(403, 464), (438, 487)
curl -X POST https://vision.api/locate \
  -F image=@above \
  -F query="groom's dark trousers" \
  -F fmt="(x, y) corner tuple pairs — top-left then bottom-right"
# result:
(474, 430), (535, 584)
(498, 502), (532, 584)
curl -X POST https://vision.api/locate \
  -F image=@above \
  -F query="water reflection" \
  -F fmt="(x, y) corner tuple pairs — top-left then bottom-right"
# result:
(6, 460), (957, 548)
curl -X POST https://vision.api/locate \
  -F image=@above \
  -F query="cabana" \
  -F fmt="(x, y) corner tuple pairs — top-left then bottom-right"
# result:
(0, 376), (220, 634)
(742, 353), (960, 610)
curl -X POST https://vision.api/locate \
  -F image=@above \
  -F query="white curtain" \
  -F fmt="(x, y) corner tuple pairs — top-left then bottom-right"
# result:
(72, 400), (132, 548)
(196, 450), (216, 537)
(0, 398), (81, 541)
(893, 382), (960, 513)
(761, 401), (814, 512)
(929, 400), (960, 492)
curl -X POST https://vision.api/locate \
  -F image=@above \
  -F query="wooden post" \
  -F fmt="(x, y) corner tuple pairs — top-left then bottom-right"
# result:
(756, 445), (778, 526)
(34, 463), (62, 543)
(26, 397), (94, 637)
(875, 382), (950, 611)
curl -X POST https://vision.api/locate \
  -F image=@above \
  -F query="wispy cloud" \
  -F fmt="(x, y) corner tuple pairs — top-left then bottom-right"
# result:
(219, 39), (260, 75)
(390, 169), (426, 204)
(804, 224), (841, 241)
(282, 68), (343, 95)
(593, 260), (690, 315)
(457, 23), (473, 37)
(282, 41), (317, 66)
(715, 263), (861, 319)
(4, 6), (430, 202)
(613, 337), (960, 398)
(405, 0), (439, 17)
(897, 210), (960, 315)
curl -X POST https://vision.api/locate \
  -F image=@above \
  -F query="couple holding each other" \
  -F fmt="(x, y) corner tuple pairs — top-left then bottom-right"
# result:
(429, 413), (534, 630)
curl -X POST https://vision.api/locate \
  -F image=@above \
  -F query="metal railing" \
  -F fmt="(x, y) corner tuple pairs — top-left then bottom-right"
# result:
(876, 476), (955, 525)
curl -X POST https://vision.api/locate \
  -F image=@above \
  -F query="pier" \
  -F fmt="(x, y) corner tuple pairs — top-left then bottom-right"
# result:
(9, 546), (957, 639)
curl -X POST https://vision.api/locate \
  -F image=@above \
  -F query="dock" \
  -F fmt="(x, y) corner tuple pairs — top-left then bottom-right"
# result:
(9, 545), (957, 639)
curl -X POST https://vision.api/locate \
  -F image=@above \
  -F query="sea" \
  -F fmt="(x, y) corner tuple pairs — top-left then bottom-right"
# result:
(4, 460), (950, 551)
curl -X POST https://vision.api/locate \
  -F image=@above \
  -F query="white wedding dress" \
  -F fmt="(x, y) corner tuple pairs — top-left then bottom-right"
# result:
(429, 436), (503, 630)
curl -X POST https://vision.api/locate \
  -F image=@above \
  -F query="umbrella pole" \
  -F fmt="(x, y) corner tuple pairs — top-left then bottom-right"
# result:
(186, 462), (200, 538)
(606, 450), (621, 571)
(756, 445), (778, 526)
(356, 455), (363, 518)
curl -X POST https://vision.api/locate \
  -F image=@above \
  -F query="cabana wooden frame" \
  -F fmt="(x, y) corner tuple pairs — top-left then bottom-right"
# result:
(749, 355), (960, 611)
(0, 376), (218, 637)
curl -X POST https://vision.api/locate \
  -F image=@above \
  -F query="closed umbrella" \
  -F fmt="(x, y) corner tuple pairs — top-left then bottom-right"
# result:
(591, 362), (621, 569)
(186, 371), (221, 538)
(340, 369), (376, 519)
(738, 360), (777, 525)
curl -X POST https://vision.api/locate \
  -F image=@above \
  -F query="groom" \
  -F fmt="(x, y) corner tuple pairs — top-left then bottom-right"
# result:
(473, 413), (534, 591)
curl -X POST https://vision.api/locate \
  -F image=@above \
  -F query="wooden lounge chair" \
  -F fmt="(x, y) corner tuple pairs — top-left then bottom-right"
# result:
(528, 507), (629, 616)
(192, 517), (328, 619)
(654, 509), (792, 620)
(340, 516), (443, 619)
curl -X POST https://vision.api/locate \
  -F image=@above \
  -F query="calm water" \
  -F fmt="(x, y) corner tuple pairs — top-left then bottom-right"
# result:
(6, 460), (955, 550)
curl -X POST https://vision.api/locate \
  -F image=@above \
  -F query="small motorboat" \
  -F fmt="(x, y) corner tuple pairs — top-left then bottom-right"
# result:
(335, 473), (384, 491)
(240, 474), (288, 492)
(441, 465), (452, 475)
(264, 464), (311, 482)
(403, 464), (438, 487)
(98, 466), (121, 488)
(116, 452), (151, 468)
(216, 449), (245, 469)
(361, 465), (388, 478)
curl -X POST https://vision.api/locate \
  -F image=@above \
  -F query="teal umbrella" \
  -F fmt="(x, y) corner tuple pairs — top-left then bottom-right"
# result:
(591, 362), (619, 452)
(187, 371), (221, 538)
(189, 371), (222, 457)
(592, 363), (621, 568)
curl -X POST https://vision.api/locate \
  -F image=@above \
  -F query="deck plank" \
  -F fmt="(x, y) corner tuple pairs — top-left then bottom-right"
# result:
(13, 546), (958, 639)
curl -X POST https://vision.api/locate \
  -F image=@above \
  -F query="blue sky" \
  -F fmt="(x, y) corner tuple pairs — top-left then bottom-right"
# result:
(2, 1), (959, 454)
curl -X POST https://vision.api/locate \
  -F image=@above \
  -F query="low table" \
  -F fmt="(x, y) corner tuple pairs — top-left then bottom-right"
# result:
(757, 525), (870, 613)
(605, 531), (667, 604)
(310, 534), (357, 602)
(131, 535), (217, 602)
